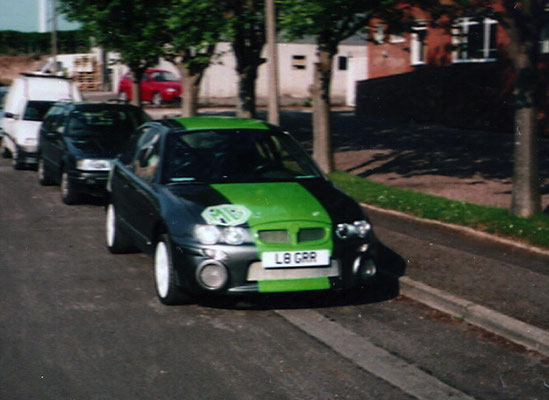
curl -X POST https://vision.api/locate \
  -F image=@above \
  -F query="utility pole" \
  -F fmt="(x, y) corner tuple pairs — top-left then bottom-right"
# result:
(265, 0), (280, 125)
(51, 0), (58, 74)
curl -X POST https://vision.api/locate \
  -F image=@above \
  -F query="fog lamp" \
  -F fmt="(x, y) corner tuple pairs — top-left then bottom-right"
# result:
(197, 262), (228, 290)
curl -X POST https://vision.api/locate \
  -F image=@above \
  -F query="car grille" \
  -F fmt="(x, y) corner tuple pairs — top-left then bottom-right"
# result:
(247, 260), (340, 281)
(257, 227), (327, 243)
(257, 230), (289, 243)
(298, 228), (326, 242)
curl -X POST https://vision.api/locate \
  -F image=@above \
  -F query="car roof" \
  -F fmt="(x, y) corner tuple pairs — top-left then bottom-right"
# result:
(166, 117), (271, 132)
(56, 101), (141, 109)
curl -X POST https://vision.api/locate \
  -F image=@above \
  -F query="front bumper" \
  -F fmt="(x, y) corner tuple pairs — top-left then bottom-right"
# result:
(68, 170), (109, 196)
(163, 93), (181, 103)
(15, 146), (38, 164)
(170, 237), (381, 296)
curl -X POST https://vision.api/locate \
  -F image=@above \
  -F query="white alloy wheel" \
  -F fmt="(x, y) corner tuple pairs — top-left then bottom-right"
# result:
(154, 240), (170, 299)
(106, 204), (116, 248)
(38, 157), (51, 185)
(152, 92), (162, 106)
(61, 171), (71, 203)
(105, 203), (133, 254)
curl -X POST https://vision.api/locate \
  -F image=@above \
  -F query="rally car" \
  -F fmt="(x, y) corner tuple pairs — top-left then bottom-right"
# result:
(106, 117), (398, 304)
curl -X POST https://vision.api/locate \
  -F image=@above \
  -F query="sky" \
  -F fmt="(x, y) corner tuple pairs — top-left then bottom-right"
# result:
(0, 0), (79, 32)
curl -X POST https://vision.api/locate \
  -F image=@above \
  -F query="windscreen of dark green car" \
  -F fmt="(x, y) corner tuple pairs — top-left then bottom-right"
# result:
(163, 129), (322, 184)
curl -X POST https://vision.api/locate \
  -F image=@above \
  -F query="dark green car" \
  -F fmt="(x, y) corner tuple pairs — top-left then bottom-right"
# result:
(106, 117), (401, 304)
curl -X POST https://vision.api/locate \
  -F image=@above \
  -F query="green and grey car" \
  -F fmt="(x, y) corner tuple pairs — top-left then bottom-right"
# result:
(106, 117), (401, 304)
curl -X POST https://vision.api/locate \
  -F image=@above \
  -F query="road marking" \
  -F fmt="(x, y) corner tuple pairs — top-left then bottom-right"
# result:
(276, 309), (474, 400)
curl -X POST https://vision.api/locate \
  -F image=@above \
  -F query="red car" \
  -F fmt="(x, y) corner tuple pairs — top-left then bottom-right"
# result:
(118, 69), (182, 105)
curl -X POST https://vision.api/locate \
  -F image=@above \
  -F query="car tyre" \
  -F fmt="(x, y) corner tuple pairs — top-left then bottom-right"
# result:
(61, 169), (79, 205)
(118, 91), (128, 102)
(152, 92), (163, 106)
(12, 147), (24, 170)
(1, 141), (11, 158)
(38, 157), (54, 186)
(106, 203), (134, 254)
(154, 234), (187, 305)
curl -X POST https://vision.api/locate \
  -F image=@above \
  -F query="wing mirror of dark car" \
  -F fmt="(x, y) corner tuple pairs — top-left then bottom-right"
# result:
(45, 131), (60, 139)
(138, 147), (151, 168)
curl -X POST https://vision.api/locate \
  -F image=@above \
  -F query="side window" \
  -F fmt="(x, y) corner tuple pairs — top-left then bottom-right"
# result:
(134, 129), (161, 183)
(42, 105), (64, 133)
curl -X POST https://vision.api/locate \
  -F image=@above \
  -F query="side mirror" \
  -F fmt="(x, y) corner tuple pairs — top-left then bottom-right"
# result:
(138, 147), (149, 168)
(4, 112), (18, 119)
(45, 131), (60, 139)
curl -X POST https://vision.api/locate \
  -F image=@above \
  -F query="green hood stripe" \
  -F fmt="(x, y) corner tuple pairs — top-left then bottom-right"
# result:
(210, 182), (333, 255)
(258, 278), (331, 293)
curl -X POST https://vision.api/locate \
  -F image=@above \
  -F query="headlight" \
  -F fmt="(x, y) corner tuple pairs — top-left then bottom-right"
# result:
(223, 227), (247, 245)
(166, 88), (177, 93)
(195, 225), (250, 245)
(335, 220), (371, 239)
(77, 159), (112, 171)
(195, 225), (221, 245)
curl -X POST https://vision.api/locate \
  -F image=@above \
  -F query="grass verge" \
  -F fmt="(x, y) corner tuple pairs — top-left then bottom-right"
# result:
(329, 170), (549, 250)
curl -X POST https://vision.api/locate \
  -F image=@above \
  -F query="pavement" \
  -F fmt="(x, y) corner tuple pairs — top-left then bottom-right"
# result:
(365, 204), (549, 358)
(83, 91), (549, 357)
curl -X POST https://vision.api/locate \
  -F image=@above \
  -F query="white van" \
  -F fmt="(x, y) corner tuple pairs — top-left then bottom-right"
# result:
(1, 74), (82, 169)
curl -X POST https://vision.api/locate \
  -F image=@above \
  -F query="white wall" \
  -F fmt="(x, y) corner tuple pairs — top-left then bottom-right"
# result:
(110, 41), (368, 102)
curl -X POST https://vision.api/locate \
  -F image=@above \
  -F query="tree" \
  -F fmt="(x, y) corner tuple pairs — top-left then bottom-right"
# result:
(223, 0), (267, 118)
(279, 0), (398, 172)
(162, 0), (226, 117)
(421, 0), (546, 216)
(59, 0), (166, 107)
(501, 0), (545, 216)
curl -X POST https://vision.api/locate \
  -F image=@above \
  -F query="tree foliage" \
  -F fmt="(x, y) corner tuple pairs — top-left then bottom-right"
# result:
(221, 0), (267, 118)
(162, 0), (227, 116)
(0, 30), (89, 56)
(59, 0), (167, 106)
(279, 0), (399, 172)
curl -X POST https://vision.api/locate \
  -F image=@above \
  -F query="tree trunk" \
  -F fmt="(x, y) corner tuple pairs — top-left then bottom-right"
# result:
(178, 64), (203, 117)
(236, 66), (258, 118)
(310, 46), (335, 173)
(131, 68), (145, 108)
(504, 0), (542, 216)
(510, 61), (541, 216)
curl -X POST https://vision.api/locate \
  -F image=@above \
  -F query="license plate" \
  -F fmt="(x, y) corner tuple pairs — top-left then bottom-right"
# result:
(262, 250), (330, 268)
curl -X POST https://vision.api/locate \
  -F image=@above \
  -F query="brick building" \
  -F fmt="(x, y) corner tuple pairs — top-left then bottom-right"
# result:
(356, 5), (549, 133)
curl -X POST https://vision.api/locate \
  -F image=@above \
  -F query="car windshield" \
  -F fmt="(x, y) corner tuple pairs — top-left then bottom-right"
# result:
(67, 106), (148, 138)
(150, 71), (177, 82)
(23, 101), (55, 121)
(163, 129), (322, 184)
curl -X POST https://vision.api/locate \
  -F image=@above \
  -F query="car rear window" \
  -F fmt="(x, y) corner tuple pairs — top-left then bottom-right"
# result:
(67, 106), (148, 137)
(23, 101), (55, 121)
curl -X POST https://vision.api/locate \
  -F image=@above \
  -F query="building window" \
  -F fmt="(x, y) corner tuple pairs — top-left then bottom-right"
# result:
(292, 55), (306, 70)
(541, 25), (549, 54)
(338, 56), (348, 71)
(453, 17), (498, 62)
(374, 24), (385, 43)
(411, 24), (427, 65)
(389, 33), (406, 44)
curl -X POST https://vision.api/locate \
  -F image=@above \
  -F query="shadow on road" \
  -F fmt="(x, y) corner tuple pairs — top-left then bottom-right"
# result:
(196, 276), (402, 312)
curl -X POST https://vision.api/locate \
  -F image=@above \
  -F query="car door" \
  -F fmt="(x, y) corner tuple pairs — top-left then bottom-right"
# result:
(140, 72), (153, 102)
(116, 126), (162, 252)
(39, 105), (65, 177)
